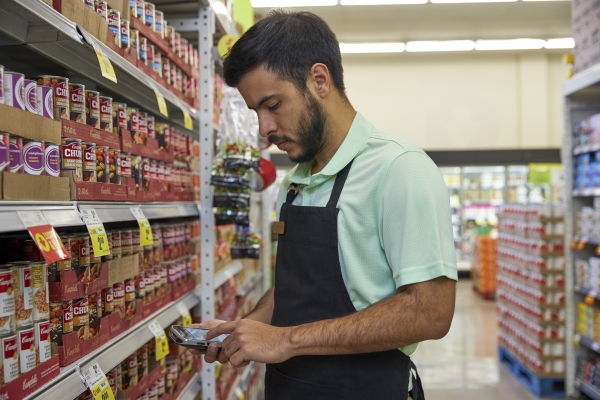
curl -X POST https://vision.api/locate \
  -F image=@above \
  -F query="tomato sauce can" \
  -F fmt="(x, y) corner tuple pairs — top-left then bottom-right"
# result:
(96, 145), (109, 183)
(35, 320), (51, 364)
(102, 286), (113, 316)
(113, 102), (128, 131)
(82, 142), (97, 182)
(23, 140), (45, 175)
(85, 90), (100, 129)
(95, 1), (108, 21)
(36, 75), (69, 120)
(1, 334), (18, 385)
(9, 136), (22, 173)
(108, 9), (121, 47)
(100, 96), (113, 132)
(4, 72), (25, 110)
(36, 85), (53, 119)
(112, 282), (125, 321)
(12, 264), (32, 329)
(24, 79), (37, 114)
(0, 133), (8, 172)
(73, 297), (89, 342)
(60, 138), (82, 181)
(88, 291), (102, 338)
(49, 301), (73, 346)
(45, 142), (60, 177)
(69, 83), (86, 124)
(30, 262), (48, 322)
(108, 148), (121, 184)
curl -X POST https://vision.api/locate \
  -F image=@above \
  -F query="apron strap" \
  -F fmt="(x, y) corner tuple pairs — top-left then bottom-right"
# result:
(285, 184), (300, 204)
(326, 160), (354, 208)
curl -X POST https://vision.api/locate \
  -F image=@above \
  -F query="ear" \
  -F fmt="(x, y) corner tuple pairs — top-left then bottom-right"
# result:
(308, 63), (331, 99)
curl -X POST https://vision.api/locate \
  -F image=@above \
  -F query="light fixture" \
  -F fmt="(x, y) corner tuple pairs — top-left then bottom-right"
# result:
(250, 0), (337, 7)
(339, 42), (406, 53)
(475, 39), (545, 50)
(431, 0), (516, 3)
(341, 0), (426, 5)
(406, 40), (475, 52)
(545, 38), (575, 49)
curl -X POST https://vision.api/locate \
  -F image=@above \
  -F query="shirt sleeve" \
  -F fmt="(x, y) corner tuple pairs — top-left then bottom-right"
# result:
(380, 151), (458, 288)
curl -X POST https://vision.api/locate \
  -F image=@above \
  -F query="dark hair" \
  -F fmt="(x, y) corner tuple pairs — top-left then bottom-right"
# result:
(223, 10), (347, 99)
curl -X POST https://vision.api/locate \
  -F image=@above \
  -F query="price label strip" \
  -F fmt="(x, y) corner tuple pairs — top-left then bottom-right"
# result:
(79, 29), (118, 83)
(17, 211), (71, 264)
(176, 302), (193, 326)
(149, 320), (169, 360)
(80, 208), (111, 257)
(154, 90), (169, 117)
(80, 362), (116, 400)
(130, 207), (153, 246)
(182, 109), (193, 130)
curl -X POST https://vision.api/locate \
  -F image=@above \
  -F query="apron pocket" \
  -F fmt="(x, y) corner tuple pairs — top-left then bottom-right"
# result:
(266, 365), (347, 400)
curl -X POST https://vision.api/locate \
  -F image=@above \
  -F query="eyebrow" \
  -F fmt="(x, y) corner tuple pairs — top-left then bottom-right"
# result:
(249, 94), (277, 110)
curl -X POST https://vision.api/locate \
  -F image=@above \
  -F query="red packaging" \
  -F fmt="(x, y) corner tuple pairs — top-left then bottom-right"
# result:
(100, 96), (113, 132)
(113, 102), (127, 130)
(147, 116), (155, 139)
(103, 286), (113, 316)
(96, 146), (109, 183)
(18, 327), (36, 373)
(82, 142), (96, 182)
(120, 152), (131, 177)
(85, 90), (100, 129)
(69, 83), (86, 124)
(1, 334), (18, 385)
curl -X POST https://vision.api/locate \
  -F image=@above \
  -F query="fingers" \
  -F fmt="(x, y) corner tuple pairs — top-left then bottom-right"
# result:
(184, 348), (205, 357)
(206, 321), (237, 340)
(203, 343), (220, 363)
(189, 319), (226, 330)
(230, 350), (248, 368)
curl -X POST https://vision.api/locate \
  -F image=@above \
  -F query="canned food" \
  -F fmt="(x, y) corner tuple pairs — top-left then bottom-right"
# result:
(0, 65), (3, 105)
(95, 1), (108, 21)
(127, 107), (139, 133)
(4, 72), (25, 110)
(138, 112), (148, 144)
(162, 58), (171, 85)
(35, 320), (51, 364)
(137, 343), (148, 379)
(45, 142), (60, 177)
(73, 297), (89, 342)
(131, 155), (143, 189)
(30, 262), (48, 322)
(24, 79), (37, 114)
(152, 267), (160, 294)
(88, 291), (102, 338)
(85, 90), (100, 129)
(147, 116), (155, 140)
(113, 102), (128, 132)
(174, 32), (181, 56)
(136, 0), (144, 20)
(121, 353), (138, 390)
(111, 364), (121, 393)
(108, 148), (121, 184)
(149, 160), (157, 180)
(0, 266), (14, 336)
(89, 246), (102, 283)
(22, 139), (46, 176)
(9, 136), (23, 173)
(120, 152), (131, 178)
(0, 334), (18, 386)
(96, 145), (109, 183)
(36, 75), (69, 120)
(156, 372), (165, 398)
(60, 138), (82, 181)
(147, 383), (158, 400)
(99, 96), (113, 132)
(181, 39), (189, 64)
(12, 264), (32, 329)
(154, 10), (164, 37)
(144, 269), (154, 299)
(36, 85), (53, 119)
(156, 162), (165, 182)
(141, 157), (150, 191)
(154, 52), (162, 77)
(146, 44), (155, 68)
(132, 228), (142, 254)
(139, 37), (147, 63)
(159, 264), (167, 288)
(0, 133), (8, 173)
(84, 0), (94, 9)
(135, 273), (145, 300)
(155, 123), (170, 151)
(130, 29), (140, 58)
(102, 286), (113, 316)
(107, 370), (117, 398)
(124, 278), (136, 320)
(128, 0), (137, 18)
(112, 282), (125, 321)
(17, 326), (35, 373)
(69, 83), (86, 124)
(121, 229), (133, 256)
(82, 142), (97, 182)
(49, 301), (73, 346)
(144, 2), (155, 29)
(175, 68), (182, 92)
(108, 9), (121, 47)
(121, 19), (130, 51)
(110, 230), (122, 258)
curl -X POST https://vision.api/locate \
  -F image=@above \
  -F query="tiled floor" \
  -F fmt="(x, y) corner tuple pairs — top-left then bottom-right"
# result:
(411, 280), (555, 400)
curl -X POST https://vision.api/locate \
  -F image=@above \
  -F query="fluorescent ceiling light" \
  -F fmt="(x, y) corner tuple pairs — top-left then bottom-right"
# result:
(545, 38), (575, 49)
(341, 0), (426, 4)
(475, 39), (545, 50)
(406, 40), (475, 52)
(432, 0), (515, 3)
(251, 0), (337, 7)
(339, 42), (405, 53)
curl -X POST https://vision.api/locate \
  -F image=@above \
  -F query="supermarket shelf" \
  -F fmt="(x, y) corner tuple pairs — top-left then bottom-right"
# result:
(0, 202), (83, 233)
(579, 380), (600, 400)
(214, 260), (243, 289)
(23, 292), (201, 400)
(574, 143), (600, 156)
(563, 62), (600, 101)
(227, 362), (257, 400)
(576, 334), (600, 354)
(205, 0), (239, 36)
(238, 271), (263, 296)
(573, 188), (600, 197)
(78, 202), (200, 224)
(177, 372), (202, 400)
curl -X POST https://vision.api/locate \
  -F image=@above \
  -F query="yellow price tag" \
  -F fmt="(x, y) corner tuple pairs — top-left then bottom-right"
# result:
(176, 302), (192, 326)
(79, 28), (117, 83)
(155, 90), (169, 117)
(183, 109), (193, 130)
(80, 209), (110, 257)
(218, 34), (239, 58)
(182, 312), (193, 327)
(130, 207), (153, 246)
(81, 362), (115, 400)
(148, 320), (170, 361)
(91, 377), (115, 400)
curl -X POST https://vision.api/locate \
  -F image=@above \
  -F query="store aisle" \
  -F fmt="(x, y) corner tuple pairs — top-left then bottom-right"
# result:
(411, 280), (553, 400)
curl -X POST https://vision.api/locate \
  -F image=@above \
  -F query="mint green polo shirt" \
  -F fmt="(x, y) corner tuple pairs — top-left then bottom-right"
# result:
(276, 112), (458, 357)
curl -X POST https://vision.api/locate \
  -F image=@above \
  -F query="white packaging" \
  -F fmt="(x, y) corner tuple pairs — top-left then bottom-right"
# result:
(17, 326), (35, 373)
(35, 320), (51, 364)
(0, 334), (18, 385)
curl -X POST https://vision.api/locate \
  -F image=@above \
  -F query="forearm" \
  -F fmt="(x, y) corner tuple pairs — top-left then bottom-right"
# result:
(287, 277), (455, 356)
(243, 287), (274, 324)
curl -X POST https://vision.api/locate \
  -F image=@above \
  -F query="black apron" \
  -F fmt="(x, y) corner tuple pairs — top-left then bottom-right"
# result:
(266, 160), (425, 400)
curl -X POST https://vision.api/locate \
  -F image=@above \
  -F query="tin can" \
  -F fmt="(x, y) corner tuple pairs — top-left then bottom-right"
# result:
(82, 142), (97, 182)
(128, 0), (137, 18)
(30, 262), (48, 322)
(0, 65), (3, 105)
(0, 334), (18, 385)
(17, 326), (36, 373)
(153, 50), (162, 77)
(24, 79), (37, 114)
(12, 264), (32, 329)
(131, 155), (143, 189)
(141, 157), (150, 191)
(152, 267), (161, 294)
(130, 29), (140, 58)
(36, 85), (53, 119)
(148, 159), (157, 180)
(96, 145), (109, 183)
(85, 90), (100, 129)
(60, 138), (82, 181)
(153, 10), (164, 37)
(146, 44), (155, 68)
(74, 236), (91, 284)
(113, 102), (127, 132)
(108, 148), (121, 184)
(0, 133), (8, 173)
(108, 9), (121, 47)
(49, 301), (73, 346)
(84, 0), (94, 9)
(69, 83), (86, 124)
(110, 230), (122, 258)
(9, 136), (23, 173)
(112, 282), (125, 321)
(181, 39), (189, 65)
(121, 353), (138, 390)
(156, 162), (164, 182)
(99, 96), (113, 132)
(73, 297), (89, 342)
(136, 0), (144, 20)
(95, 1), (108, 21)
(45, 142), (60, 177)
(35, 320), (51, 364)
(88, 291), (102, 338)
(107, 370), (117, 398)
(89, 247), (102, 283)
(147, 116), (156, 140)
(162, 58), (171, 85)
(132, 228), (142, 254)
(4, 72), (25, 110)
(139, 37), (147, 63)
(170, 61), (176, 88)
(127, 107), (139, 133)
(102, 286), (113, 316)
(121, 229), (133, 256)
(144, 269), (154, 300)
(124, 278), (136, 321)
(175, 68), (182, 92)
(156, 123), (170, 151)
(121, 19), (130, 51)
(156, 372), (165, 399)
(36, 75), (69, 120)
(135, 273), (145, 300)
(120, 152), (131, 177)
(136, 343), (148, 379)
(111, 364), (122, 393)
(138, 112), (148, 144)
(23, 140), (45, 176)
(165, 24), (175, 49)
(174, 32), (181, 57)
(147, 383), (158, 400)
(145, 2), (155, 29)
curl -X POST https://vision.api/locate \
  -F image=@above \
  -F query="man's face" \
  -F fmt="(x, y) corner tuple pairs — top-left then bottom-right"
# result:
(237, 67), (327, 163)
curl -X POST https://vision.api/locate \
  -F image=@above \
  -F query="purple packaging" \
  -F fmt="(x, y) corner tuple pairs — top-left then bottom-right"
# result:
(0, 133), (9, 172)
(0, 65), (4, 105)
(9, 137), (23, 173)
(44, 142), (59, 177)
(24, 79), (37, 114)
(23, 140), (45, 175)
(36, 86), (53, 119)
(3, 72), (24, 110)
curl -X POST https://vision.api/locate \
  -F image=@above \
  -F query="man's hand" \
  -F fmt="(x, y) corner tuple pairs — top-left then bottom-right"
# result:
(183, 320), (230, 364)
(206, 319), (293, 368)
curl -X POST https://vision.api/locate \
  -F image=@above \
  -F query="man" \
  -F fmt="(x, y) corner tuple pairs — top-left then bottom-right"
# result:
(193, 10), (457, 400)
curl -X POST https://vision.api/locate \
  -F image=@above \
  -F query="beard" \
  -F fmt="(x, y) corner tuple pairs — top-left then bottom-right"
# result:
(268, 93), (327, 164)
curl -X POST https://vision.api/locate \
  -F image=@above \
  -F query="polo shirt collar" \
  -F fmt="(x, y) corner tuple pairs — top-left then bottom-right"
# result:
(289, 112), (372, 187)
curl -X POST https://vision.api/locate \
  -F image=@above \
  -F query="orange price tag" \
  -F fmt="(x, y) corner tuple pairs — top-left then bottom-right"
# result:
(585, 291), (598, 306)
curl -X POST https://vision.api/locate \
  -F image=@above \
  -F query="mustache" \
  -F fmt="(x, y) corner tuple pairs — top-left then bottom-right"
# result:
(268, 135), (293, 145)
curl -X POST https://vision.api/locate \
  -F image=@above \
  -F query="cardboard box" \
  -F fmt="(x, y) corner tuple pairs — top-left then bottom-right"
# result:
(1, 172), (70, 201)
(0, 356), (61, 398)
(72, 181), (129, 201)
(62, 119), (121, 149)
(48, 263), (109, 302)
(53, 0), (108, 44)
(54, 316), (110, 366)
(107, 0), (130, 22)
(0, 104), (62, 143)
(108, 254), (140, 286)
